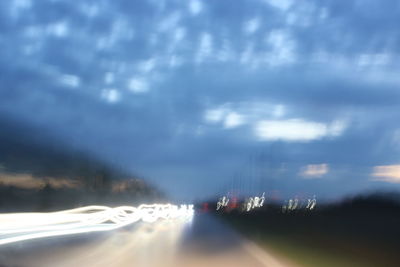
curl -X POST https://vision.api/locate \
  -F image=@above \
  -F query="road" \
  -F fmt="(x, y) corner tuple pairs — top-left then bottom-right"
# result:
(0, 214), (294, 267)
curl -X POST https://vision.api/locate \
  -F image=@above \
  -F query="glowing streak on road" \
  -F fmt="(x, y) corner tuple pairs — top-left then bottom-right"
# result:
(0, 204), (194, 246)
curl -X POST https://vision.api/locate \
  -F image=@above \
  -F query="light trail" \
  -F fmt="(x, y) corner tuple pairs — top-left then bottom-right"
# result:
(0, 204), (194, 246)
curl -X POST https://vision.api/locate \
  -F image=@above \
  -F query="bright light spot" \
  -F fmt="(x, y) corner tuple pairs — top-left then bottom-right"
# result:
(224, 112), (245, 129)
(128, 78), (149, 93)
(244, 17), (260, 35)
(216, 196), (229, 210)
(300, 164), (329, 178)
(189, 0), (202, 15)
(101, 88), (120, 103)
(244, 193), (265, 212)
(371, 165), (400, 183)
(61, 75), (80, 88)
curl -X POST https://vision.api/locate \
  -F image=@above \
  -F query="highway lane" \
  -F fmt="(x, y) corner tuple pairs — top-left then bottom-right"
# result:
(0, 214), (294, 267)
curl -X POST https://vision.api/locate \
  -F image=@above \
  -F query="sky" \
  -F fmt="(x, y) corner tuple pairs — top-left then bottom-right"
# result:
(0, 0), (400, 201)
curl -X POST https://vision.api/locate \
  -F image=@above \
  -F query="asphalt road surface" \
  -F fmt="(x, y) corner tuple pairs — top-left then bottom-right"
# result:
(0, 214), (294, 267)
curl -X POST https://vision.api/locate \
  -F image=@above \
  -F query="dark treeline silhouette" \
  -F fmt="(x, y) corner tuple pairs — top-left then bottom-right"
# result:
(214, 192), (400, 267)
(0, 114), (165, 212)
(0, 181), (164, 212)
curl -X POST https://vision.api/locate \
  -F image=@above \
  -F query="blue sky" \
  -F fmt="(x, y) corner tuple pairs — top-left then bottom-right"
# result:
(1, 0), (400, 201)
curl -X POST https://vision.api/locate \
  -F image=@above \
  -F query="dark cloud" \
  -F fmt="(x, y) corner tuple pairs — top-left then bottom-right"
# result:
(0, 0), (399, 200)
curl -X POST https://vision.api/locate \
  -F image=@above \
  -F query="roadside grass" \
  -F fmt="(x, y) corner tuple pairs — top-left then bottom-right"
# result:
(253, 232), (378, 267)
(219, 203), (400, 267)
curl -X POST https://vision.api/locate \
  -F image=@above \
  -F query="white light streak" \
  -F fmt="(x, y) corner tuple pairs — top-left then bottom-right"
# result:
(0, 204), (194, 246)
(216, 196), (229, 210)
(244, 193), (265, 212)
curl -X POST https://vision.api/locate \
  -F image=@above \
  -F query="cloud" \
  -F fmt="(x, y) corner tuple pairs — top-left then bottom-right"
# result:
(101, 88), (120, 103)
(371, 165), (400, 183)
(195, 32), (213, 63)
(244, 17), (261, 35)
(158, 12), (181, 32)
(204, 102), (287, 124)
(392, 129), (400, 147)
(46, 21), (69, 38)
(204, 103), (348, 140)
(273, 105), (285, 118)
(357, 54), (390, 68)
(96, 18), (134, 50)
(254, 119), (346, 142)
(262, 0), (293, 11)
(127, 78), (149, 93)
(204, 107), (228, 123)
(189, 0), (202, 15)
(224, 112), (245, 129)
(12, 0), (32, 10)
(1, 0), (400, 200)
(265, 29), (297, 65)
(137, 58), (157, 73)
(60, 74), (80, 88)
(104, 72), (115, 84)
(79, 3), (100, 17)
(204, 106), (245, 129)
(10, 0), (32, 18)
(216, 39), (234, 62)
(173, 27), (186, 42)
(300, 163), (329, 178)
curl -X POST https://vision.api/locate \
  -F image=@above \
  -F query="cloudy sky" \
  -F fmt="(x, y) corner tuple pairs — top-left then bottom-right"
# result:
(1, 0), (400, 201)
